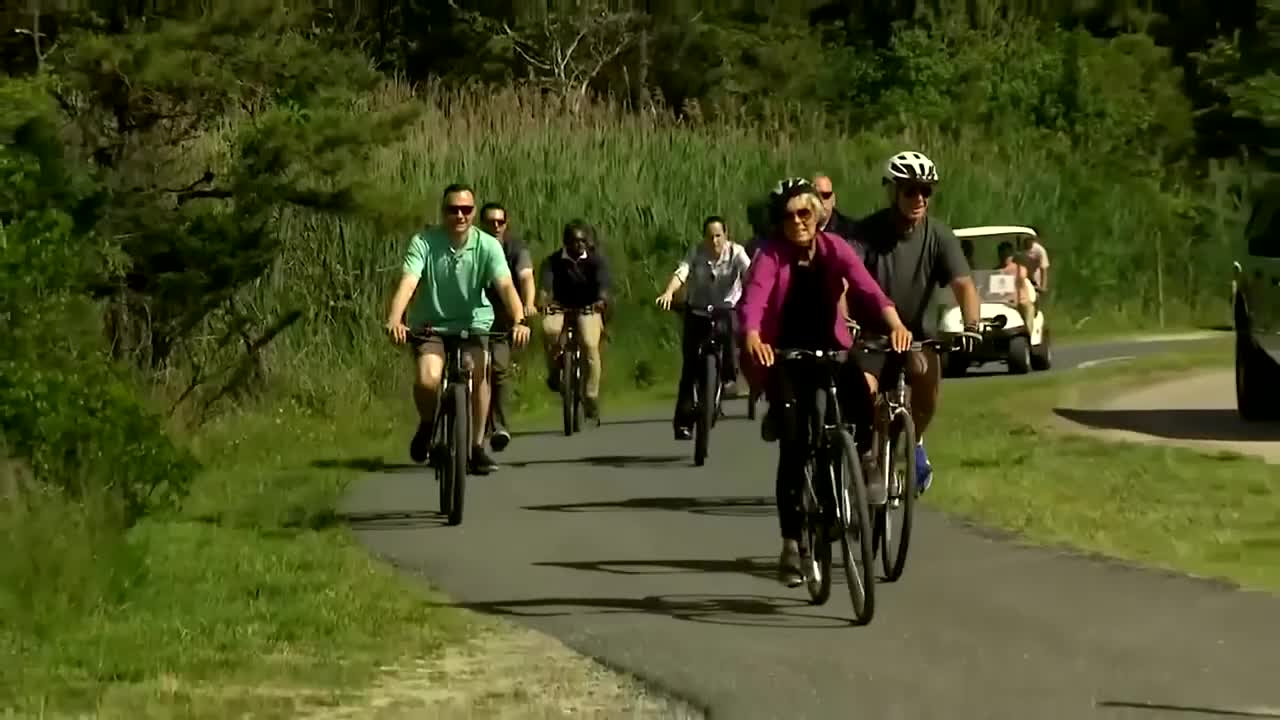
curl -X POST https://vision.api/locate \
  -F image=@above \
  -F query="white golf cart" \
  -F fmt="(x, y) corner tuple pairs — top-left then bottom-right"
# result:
(926, 225), (1051, 376)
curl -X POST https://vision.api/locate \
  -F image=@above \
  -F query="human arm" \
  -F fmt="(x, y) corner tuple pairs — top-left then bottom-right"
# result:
(593, 252), (613, 310)
(935, 225), (982, 328)
(482, 238), (530, 345)
(739, 246), (779, 367)
(837, 242), (910, 350)
(657, 247), (695, 310)
(385, 233), (427, 343)
(537, 254), (555, 311)
(514, 247), (537, 316)
(1036, 242), (1050, 290)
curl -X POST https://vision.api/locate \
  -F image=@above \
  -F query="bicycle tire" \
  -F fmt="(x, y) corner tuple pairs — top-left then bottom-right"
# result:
(834, 427), (876, 625)
(802, 458), (833, 605)
(561, 346), (575, 436)
(873, 410), (917, 582)
(446, 383), (468, 526)
(436, 408), (452, 518)
(573, 348), (584, 432)
(694, 353), (716, 466)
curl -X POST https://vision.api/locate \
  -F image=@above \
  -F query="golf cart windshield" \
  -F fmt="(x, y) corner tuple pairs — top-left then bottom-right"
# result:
(972, 270), (1019, 303)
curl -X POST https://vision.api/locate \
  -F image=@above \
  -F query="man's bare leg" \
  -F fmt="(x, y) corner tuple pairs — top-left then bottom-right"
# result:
(410, 350), (444, 463)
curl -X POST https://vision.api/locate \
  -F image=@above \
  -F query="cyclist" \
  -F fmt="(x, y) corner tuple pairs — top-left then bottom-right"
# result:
(479, 202), (537, 452)
(655, 215), (752, 440)
(847, 151), (982, 494)
(538, 220), (611, 421)
(739, 177), (913, 587)
(384, 184), (532, 476)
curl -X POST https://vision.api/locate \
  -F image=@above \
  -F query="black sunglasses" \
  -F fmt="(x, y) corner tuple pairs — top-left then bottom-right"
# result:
(445, 204), (475, 216)
(901, 185), (933, 199)
(819, 191), (834, 200)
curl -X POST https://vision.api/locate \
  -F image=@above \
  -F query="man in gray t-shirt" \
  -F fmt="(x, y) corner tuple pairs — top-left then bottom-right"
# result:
(847, 151), (982, 495)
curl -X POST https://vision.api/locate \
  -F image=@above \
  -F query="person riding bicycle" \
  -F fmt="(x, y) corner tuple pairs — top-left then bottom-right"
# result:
(846, 151), (982, 494)
(479, 202), (538, 453)
(655, 215), (752, 440)
(538, 220), (611, 421)
(739, 178), (913, 588)
(385, 184), (532, 475)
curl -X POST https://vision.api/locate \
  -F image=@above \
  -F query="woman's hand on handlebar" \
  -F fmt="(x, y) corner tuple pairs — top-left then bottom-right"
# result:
(889, 323), (913, 353)
(746, 331), (774, 368)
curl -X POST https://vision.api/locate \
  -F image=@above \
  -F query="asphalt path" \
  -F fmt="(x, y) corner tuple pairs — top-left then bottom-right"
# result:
(341, 332), (1280, 719)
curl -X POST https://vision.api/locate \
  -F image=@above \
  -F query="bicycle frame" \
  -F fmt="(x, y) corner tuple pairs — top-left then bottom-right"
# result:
(775, 349), (853, 519)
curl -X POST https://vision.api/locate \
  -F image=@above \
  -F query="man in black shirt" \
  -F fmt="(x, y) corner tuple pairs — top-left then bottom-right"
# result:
(812, 173), (859, 242)
(537, 220), (611, 420)
(479, 202), (537, 452)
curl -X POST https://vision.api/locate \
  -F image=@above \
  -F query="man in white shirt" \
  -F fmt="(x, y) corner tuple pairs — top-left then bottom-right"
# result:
(655, 216), (752, 440)
(1020, 231), (1050, 292)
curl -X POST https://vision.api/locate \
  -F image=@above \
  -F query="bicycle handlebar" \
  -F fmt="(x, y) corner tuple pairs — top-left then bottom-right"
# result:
(407, 326), (511, 342)
(857, 336), (946, 353)
(776, 348), (850, 363)
(672, 301), (735, 319)
(543, 303), (600, 315)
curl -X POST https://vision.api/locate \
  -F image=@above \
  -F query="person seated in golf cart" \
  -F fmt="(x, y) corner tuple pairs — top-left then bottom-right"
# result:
(995, 240), (1037, 330)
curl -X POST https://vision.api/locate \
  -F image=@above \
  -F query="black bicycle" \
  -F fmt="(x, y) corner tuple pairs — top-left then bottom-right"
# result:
(775, 347), (876, 625)
(857, 335), (948, 582)
(408, 326), (502, 527)
(547, 304), (598, 436)
(677, 302), (734, 466)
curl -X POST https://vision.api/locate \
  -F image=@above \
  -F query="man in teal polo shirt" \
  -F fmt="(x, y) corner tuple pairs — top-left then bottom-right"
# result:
(385, 183), (531, 475)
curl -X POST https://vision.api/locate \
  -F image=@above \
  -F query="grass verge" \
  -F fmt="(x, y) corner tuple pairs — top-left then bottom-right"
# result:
(928, 337), (1280, 592)
(1, 372), (693, 719)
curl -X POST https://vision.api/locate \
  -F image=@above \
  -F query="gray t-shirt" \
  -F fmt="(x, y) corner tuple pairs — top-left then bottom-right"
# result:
(849, 209), (971, 336)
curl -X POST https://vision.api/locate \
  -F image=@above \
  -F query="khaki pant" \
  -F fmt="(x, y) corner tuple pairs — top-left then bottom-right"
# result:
(542, 312), (603, 399)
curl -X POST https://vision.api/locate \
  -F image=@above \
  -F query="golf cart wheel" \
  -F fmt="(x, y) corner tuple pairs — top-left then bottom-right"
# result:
(1030, 327), (1052, 371)
(1008, 336), (1031, 375)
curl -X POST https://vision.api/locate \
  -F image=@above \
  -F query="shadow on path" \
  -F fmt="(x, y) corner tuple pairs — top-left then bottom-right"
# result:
(1055, 408), (1280, 442)
(448, 593), (852, 629)
(523, 495), (774, 517)
(534, 556), (778, 582)
(508, 454), (688, 469)
(1097, 700), (1280, 718)
(311, 457), (419, 473)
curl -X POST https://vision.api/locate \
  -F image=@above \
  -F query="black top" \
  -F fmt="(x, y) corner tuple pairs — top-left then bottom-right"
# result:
(486, 234), (533, 331)
(539, 248), (612, 309)
(776, 259), (831, 351)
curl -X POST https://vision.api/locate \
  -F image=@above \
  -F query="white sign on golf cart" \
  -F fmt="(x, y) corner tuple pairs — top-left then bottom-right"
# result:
(986, 273), (1016, 296)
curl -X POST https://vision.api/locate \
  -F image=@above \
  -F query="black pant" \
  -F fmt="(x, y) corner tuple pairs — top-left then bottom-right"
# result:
(673, 312), (738, 429)
(489, 335), (512, 433)
(769, 356), (872, 541)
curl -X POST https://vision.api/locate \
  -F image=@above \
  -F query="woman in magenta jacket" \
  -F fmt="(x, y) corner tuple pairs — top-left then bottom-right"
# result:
(737, 177), (912, 588)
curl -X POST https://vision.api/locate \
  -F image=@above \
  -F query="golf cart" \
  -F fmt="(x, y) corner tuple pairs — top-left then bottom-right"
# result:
(927, 225), (1051, 376)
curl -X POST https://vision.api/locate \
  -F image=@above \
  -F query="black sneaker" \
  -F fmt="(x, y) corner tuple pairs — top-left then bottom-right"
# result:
(409, 421), (432, 464)
(778, 542), (803, 588)
(469, 446), (499, 475)
(674, 426), (692, 441)
(760, 407), (778, 443)
(490, 427), (511, 452)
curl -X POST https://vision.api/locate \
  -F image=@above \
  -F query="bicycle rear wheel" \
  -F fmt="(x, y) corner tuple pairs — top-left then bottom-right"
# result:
(694, 353), (716, 466)
(873, 411), (917, 582)
(446, 383), (468, 527)
(561, 347), (576, 436)
(834, 428), (876, 625)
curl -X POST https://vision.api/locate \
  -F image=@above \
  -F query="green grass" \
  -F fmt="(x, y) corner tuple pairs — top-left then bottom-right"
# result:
(928, 338), (1280, 591)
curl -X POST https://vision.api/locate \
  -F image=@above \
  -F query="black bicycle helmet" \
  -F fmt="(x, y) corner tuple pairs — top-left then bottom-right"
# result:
(768, 176), (818, 223)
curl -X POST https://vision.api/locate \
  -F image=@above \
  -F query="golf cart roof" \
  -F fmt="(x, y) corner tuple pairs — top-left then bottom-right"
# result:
(954, 225), (1038, 239)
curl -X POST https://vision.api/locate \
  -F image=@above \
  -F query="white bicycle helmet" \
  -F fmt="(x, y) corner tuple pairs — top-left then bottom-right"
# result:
(883, 151), (939, 184)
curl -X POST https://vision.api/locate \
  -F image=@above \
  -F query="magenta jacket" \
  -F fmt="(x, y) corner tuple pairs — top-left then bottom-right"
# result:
(738, 230), (894, 349)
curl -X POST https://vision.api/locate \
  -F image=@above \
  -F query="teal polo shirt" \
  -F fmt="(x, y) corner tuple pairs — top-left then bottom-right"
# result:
(402, 225), (510, 333)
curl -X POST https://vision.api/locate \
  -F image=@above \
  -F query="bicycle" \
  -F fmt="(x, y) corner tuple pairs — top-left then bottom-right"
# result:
(774, 347), (876, 625)
(407, 326), (503, 527)
(546, 303), (599, 437)
(857, 334), (948, 582)
(674, 302), (735, 466)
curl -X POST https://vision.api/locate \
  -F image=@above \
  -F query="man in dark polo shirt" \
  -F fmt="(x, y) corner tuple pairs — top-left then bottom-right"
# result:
(848, 151), (982, 495)
(537, 220), (611, 421)
(812, 173), (859, 242)
(479, 202), (536, 452)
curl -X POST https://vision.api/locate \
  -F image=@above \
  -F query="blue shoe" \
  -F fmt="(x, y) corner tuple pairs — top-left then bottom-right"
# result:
(915, 443), (933, 494)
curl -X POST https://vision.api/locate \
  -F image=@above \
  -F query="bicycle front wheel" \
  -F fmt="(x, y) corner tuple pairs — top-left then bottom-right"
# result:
(561, 348), (576, 436)
(446, 383), (468, 527)
(874, 410), (917, 582)
(834, 428), (876, 625)
(694, 353), (716, 467)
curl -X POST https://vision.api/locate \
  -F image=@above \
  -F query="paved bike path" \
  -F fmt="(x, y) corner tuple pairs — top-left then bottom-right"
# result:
(343, 335), (1280, 719)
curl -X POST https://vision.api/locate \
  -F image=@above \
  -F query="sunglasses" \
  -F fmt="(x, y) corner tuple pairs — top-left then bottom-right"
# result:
(819, 191), (834, 200)
(783, 208), (814, 222)
(445, 204), (475, 217)
(900, 185), (933, 199)
(484, 216), (507, 227)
